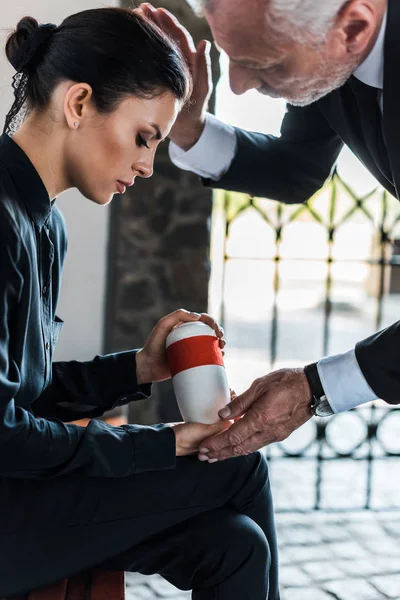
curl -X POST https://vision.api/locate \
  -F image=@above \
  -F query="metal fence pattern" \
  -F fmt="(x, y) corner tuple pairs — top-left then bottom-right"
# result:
(215, 171), (400, 511)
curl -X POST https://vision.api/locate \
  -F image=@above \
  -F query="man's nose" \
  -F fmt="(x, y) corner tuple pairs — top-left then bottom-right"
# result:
(228, 63), (260, 95)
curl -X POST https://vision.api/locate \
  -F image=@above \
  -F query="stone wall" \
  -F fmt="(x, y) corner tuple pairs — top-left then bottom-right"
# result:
(104, 0), (220, 424)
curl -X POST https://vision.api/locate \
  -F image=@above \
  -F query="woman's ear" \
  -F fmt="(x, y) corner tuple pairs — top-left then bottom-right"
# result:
(64, 83), (93, 130)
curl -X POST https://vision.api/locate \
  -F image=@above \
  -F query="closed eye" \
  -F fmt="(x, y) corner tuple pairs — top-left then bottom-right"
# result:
(136, 134), (150, 149)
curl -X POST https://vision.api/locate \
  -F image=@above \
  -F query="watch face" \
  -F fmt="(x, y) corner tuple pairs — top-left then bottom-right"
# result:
(315, 398), (334, 417)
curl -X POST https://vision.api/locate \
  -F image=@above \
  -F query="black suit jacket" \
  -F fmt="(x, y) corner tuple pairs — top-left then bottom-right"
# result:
(204, 0), (400, 404)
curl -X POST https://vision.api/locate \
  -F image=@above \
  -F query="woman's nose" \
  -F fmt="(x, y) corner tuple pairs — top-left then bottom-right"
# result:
(135, 160), (153, 179)
(229, 63), (260, 95)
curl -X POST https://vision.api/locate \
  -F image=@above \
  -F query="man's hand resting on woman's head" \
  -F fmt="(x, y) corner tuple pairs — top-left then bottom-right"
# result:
(135, 308), (226, 385)
(137, 2), (213, 151)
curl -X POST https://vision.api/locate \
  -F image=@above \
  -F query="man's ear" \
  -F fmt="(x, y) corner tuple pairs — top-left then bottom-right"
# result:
(336, 0), (380, 57)
(64, 83), (93, 130)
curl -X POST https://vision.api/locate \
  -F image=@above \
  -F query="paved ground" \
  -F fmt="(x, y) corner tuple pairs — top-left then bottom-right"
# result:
(126, 510), (400, 600)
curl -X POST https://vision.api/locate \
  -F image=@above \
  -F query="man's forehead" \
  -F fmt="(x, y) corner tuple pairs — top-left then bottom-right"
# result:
(210, 10), (287, 67)
(206, 0), (267, 28)
(206, 0), (268, 16)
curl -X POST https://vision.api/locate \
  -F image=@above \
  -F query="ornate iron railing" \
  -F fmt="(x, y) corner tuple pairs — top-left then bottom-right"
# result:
(214, 171), (400, 511)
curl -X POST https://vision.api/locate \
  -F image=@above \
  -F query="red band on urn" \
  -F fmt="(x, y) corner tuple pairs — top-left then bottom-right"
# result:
(167, 335), (224, 377)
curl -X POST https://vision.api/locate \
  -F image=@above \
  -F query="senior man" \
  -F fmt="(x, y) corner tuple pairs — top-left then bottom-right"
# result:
(141, 0), (399, 461)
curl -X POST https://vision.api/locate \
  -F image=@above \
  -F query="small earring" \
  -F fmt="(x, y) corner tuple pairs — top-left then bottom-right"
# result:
(74, 121), (79, 128)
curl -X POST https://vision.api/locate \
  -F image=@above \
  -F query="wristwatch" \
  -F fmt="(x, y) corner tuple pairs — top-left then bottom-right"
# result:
(304, 362), (334, 417)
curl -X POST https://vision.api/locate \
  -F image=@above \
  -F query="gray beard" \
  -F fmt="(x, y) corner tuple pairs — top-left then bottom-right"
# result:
(257, 59), (359, 107)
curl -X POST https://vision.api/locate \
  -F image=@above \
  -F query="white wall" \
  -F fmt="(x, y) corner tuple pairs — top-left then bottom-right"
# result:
(0, 0), (115, 361)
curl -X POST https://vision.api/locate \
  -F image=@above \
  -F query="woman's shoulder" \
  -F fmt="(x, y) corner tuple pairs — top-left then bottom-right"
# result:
(0, 167), (33, 262)
(0, 167), (24, 232)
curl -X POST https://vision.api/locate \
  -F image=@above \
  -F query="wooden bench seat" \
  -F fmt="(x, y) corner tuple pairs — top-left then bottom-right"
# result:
(4, 569), (125, 600)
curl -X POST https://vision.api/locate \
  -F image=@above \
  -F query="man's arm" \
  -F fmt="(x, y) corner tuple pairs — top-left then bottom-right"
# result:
(317, 349), (377, 413)
(171, 103), (344, 204)
(169, 113), (237, 181)
(355, 321), (400, 403)
(197, 321), (400, 461)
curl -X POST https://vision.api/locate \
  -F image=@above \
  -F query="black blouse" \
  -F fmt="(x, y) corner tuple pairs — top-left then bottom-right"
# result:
(0, 133), (175, 479)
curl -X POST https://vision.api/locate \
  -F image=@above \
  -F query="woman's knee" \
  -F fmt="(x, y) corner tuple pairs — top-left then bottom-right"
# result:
(234, 513), (271, 563)
(210, 511), (270, 569)
(163, 509), (271, 593)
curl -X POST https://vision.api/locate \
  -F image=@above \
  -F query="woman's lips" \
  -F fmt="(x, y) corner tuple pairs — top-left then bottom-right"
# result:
(116, 181), (127, 194)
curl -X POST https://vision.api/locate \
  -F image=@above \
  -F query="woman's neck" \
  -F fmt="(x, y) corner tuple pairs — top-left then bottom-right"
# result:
(12, 115), (71, 200)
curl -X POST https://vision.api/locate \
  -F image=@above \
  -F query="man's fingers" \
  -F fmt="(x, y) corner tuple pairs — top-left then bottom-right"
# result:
(211, 431), (272, 461)
(152, 8), (197, 55)
(138, 3), (155, 13)
(137, 3), (156, 20)
(138, 5), (197, 72)
(191, 40), (213, 102)
(196, 39), (213, 81)
(218, 386), (254, 419)
(199, 409), (259, 454)
(198, 427), (232, 457)
(156, 7), (197, 51)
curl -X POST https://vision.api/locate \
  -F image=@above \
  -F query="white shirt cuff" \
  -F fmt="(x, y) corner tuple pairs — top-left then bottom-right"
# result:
(168, 113), (237, 180)
(317, 349), (378, 413)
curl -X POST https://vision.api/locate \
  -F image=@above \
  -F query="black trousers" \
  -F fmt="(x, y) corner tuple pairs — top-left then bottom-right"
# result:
(0, 452), (279, 599)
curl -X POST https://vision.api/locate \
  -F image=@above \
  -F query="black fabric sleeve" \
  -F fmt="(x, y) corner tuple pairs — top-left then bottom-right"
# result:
(32, 350), (152, 422)
(202, 102), (344, 203)
(355, 322), (400, 405)
(0, 221), (175, 479)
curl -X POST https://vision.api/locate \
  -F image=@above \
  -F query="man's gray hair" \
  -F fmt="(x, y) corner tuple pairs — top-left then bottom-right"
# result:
(185, 0), (209, 16)
(187, 0), (348, 39)
(270, 0), (348, 40)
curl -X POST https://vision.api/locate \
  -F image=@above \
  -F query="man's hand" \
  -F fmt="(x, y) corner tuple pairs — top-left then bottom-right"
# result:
(136, 309), (225, 385)
(138, 3), (213, 150)
(198, 368), (313, 461)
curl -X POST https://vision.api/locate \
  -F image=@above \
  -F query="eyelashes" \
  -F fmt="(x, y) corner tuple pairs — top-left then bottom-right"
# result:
(136, 134), (150, 149)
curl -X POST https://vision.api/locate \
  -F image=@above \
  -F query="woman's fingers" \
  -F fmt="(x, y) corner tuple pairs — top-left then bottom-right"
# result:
(149, 308), (227, 356)
(199, 313), (225, 341)
(155, 308), (200, 335)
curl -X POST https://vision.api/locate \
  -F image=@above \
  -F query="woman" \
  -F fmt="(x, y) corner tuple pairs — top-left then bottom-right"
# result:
(0, 8), (279, 599)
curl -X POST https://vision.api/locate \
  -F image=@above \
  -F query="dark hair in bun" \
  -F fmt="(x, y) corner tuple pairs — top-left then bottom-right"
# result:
(5, 17), (57, 73)
(4, 8), (191, 135)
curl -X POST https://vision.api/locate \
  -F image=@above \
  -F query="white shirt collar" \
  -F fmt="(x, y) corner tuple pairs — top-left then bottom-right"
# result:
(353, 9), (387, 89)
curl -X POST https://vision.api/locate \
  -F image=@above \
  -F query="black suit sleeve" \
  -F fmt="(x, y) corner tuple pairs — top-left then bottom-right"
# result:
(203, 102), (343, 203)
(355, 323), (400, 404)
